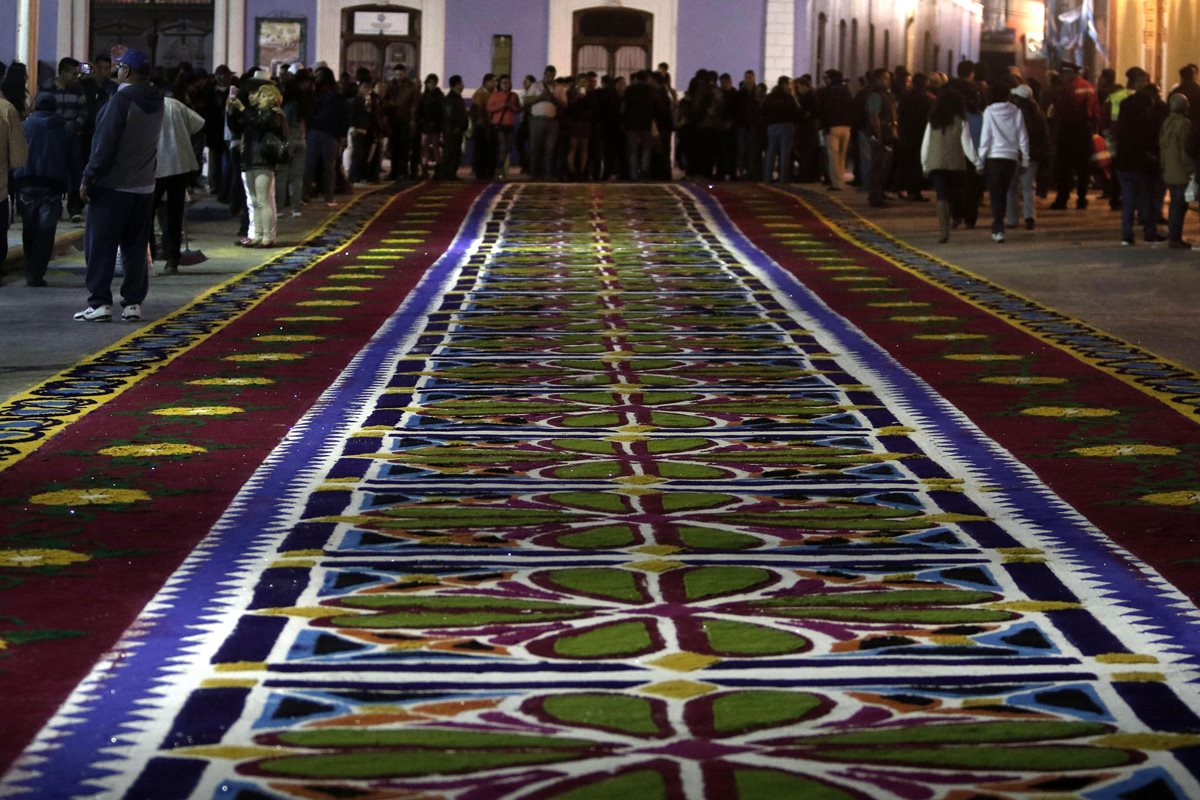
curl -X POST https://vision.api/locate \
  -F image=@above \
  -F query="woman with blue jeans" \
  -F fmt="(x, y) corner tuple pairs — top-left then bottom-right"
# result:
(761, 76), (799, 183)
(977, 82), (1029, 243)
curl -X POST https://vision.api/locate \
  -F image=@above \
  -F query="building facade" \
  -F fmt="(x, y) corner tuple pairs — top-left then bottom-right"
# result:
(3, 0), (983, 90)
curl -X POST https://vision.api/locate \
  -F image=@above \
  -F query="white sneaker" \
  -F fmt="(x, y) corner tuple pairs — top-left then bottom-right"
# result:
(74, 305), (112, 322)
(991, 232), (1005, 243)
(121, 304), (142, 322)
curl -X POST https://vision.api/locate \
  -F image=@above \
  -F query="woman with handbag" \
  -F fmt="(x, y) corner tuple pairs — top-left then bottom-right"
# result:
(228, 82), (288, 247)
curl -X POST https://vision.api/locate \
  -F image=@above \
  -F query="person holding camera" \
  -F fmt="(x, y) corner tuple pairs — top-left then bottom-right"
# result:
(228, 81), (288, 247)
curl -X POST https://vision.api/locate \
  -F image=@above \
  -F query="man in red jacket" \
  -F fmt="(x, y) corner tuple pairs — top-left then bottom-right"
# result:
(1049, 62), (1100, 210)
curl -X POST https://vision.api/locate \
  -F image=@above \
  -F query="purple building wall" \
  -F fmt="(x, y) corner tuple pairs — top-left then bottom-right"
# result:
(676, 0), (765, 84)
(244, 0), (317, 71)
(0, 1), (16, 66)
(444, 0), (548, 84)
(37, 0), (59, 82)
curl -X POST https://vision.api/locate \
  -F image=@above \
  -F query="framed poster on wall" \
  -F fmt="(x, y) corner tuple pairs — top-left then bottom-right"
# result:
(256, 17), (306, 72)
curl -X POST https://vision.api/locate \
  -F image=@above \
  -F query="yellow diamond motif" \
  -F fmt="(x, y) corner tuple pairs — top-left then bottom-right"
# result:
(633, 545), (681, 556)
(629, 559), (685, 574)
(607, 434), (651, 443)
(617, 475), (664, 485)
(640, 680), (719, 699)
(1112, 672), (1167, 683)
(649, 653), (721, 672)
(618, 425), (656, 433)
(618, 487), (662, 497)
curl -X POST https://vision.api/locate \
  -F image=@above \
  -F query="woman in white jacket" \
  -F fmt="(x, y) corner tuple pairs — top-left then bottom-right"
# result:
(977, 82), (1029, 242)
(921, 88), (981, 243)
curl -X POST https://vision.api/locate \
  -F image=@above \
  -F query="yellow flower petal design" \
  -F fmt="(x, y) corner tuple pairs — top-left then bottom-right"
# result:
(890, 315), (958, 323)
(914, 333), (988, 341)
(188, 378), (276, 386)
(30, 488), (152, 506)
(99, 443), (209, 457)
(151, 406), (246, 417)
(254, 335), (325, 343)
(1072, 445), (1180, 457)
(0, 548), (93, 568)
(945, 354), (1026, 362)
(298, 300), (360, 307)
(1021, 406), (1120, 418)
(223, 353), (305, 362)
(1141, 491), (1200, 507)
(980, 376), (1068, 385)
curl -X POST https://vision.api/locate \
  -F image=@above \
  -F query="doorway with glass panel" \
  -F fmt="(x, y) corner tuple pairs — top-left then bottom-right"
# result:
(341, 5), (420, 81)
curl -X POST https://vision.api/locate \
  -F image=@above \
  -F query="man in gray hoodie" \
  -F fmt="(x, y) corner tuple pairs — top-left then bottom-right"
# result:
(74, 48), (164, 323)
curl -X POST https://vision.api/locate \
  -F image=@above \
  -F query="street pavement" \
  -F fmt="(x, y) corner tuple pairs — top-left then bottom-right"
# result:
(2, 181), (1198, 404)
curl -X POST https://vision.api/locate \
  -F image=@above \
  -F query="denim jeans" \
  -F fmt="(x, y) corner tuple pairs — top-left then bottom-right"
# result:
(1117, 170), (1155, 241)
(17, 186), (62, 283)
(1006, 159), (1038, 225)
(529, 116), (559, 180)
(763, 123), (795, 183)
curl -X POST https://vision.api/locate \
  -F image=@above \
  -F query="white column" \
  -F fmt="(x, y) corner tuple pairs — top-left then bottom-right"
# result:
(17, 0), (36, 98)
(229, 0), (245, 71)
(213, 0), (229, 69)
(78, 0), (89, 59)
(764, 0), (796, 81)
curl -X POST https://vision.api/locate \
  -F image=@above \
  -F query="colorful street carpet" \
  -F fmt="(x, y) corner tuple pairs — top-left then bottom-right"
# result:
(2, 183), (1200, 799)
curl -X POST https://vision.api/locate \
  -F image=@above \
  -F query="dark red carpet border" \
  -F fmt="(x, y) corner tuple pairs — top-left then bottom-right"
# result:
(0, 181), (486, 771)
(711, 184), (1200, 603)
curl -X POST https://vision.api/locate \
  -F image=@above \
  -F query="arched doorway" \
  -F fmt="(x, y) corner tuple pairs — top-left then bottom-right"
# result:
(90, 0), (213, 70)
(572, 6), (652, 80)
(341, 5), (420, 81)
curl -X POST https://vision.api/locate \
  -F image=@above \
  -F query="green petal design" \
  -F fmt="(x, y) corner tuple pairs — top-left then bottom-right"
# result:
(550, 770), (668, 800)
(734, 768), (860, 800)
(702, 618), (810, 656)
(550, 492), (632, 513)
(684, 566), (775, 600)
(540, 694), (668, 737)
(556, 525), (638, 548)
(553, 620), (655, 658)
(647, 412), (709, 428)
(259, 749), (584, 779)
(561, 413), (624, 427)
(662, 493), (736, 512)
(711, 691), (825, 735)
(678, 527), (762, 550)
(556, 439), (620, 455)
(794, 720), (1110, 746)
(551, 462), (625, 479)
(332, 596), (590, 628)
(658, 463), (729, 479)
(808, 744), (1132, 771)
(543, 568), (649, 603)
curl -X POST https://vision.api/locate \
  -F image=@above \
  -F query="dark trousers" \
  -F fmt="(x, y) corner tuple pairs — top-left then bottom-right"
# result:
(1117, 170), (1157, 241)
(153, 173), (190, 264)
(868, 138), (894, 204)
(956, 163), (982, 226)
(305, 130), (339, 202)
(388, 121), (412, 179)
(985, 158), (1018, 233)
(83, 187), (154, 308)
(17, 186), (63, 284)
(1054, 124), (1093, 204)
(438, 130), (463, 178)
(473, 125), (495, 179)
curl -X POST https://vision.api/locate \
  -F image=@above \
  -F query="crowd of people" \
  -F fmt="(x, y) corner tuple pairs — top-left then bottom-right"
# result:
(2, 50), (1200, 320)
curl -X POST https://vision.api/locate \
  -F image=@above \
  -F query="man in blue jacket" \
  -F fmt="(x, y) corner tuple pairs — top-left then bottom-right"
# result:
(14, 92), (82, 286)
(74, 48), (163, 323)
